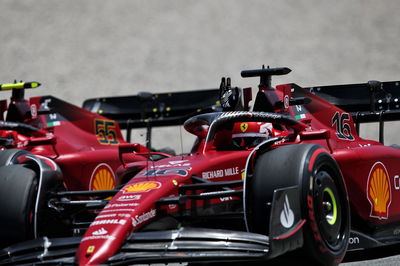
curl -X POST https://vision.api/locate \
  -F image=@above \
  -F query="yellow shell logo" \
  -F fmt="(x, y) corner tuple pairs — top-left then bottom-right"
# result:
(240, 123), (248, 132)
(367, 162), (391, 219)
(90, 163), (116, 191)
(123, 182), (161, 193)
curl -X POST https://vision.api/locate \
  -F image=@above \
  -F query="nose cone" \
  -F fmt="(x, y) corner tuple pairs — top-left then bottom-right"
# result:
(76, 221), (129, 265)
(76, 165), (186, 265)
(77, 240), (111, 266)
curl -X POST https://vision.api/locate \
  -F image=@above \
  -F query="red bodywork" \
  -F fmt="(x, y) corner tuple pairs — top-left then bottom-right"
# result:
(75, 82), (400, 265)
(0, 94), (149, 192)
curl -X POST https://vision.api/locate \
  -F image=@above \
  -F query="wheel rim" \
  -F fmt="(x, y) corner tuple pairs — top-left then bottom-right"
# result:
(323, 187), (337, 225)
(314, 170), (344, 249)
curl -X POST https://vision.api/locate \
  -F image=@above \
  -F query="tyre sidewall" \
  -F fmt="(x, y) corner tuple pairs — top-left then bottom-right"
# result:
(0, 165), (37, 246)
(0, 149), (29, 166)
(301, 147), (350, 265)
(246, 144), (349, 265)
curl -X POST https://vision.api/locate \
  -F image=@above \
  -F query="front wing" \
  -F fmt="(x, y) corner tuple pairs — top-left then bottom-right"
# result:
(0, 228), (269, 265)
(0, 184), (308, 265)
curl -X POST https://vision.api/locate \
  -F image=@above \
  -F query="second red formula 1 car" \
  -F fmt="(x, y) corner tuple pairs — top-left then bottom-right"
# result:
(0, 81), (219, 249)
(2, 67), (400, 266)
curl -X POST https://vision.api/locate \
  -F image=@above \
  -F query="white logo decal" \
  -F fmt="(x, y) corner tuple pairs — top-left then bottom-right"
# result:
(202, 167), (239, 180)
(91, 219), (127, 226)
(82, 235), (115, 241)
(259, 123), (272, 135)
(49, 113), (57, 120)
(104, 203), (139, 209)
(92, 228), (108, 235)
(41, 98), (51, 110)
(30, 104), (38, 119)
(117, 195), (142, 201)
(394, 175), (400, 190)
(349, 237), (360, 245)
(280, 195), (295, 228)
(102, 209), (137, 213)
(283, 95), (290, 109)
(131, 209), (156, 227)
(220, 196), (233, 202)
(169, 160), (189, 165)
(96, 214), (116, 219)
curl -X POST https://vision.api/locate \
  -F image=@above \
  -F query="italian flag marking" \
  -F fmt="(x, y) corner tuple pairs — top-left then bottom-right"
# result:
(47, 121), (61, 127)
(295, 114), (306, 120)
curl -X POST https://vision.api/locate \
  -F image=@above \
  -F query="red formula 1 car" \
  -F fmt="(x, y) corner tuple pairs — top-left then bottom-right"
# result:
(0, 82), (219, 250)
(2, 67), (400, 266)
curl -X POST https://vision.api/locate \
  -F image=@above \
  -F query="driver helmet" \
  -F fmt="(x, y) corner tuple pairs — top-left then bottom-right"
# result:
(232, 122), (273, 148)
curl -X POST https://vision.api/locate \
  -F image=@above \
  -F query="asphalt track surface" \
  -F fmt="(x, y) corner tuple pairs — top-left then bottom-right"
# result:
(1, 1), (400, 265)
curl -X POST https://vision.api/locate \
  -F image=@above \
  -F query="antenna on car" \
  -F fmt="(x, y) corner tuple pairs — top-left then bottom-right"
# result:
(179, 125), (185, 158)
(0, 80), (41, 100)
(0, 81), (41, 91)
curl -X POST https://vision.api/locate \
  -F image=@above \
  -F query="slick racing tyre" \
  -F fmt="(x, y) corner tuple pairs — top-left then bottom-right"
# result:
(246, 144), (350, 266)
(0, 148), (29, 166)
(0, 164), (37, 247)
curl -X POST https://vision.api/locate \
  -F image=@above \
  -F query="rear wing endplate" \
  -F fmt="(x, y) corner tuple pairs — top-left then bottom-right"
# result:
(304, 80), (400, 120)
(304, 80), (400, 144)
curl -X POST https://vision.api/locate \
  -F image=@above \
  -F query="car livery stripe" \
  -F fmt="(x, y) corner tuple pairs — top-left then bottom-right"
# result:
(308, 148), (327, 172)
(273, 219), (306, 240)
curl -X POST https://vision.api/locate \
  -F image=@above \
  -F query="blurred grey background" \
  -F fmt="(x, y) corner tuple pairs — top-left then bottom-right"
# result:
(1, 1), (400, 264)
(1, 0), (400, 151)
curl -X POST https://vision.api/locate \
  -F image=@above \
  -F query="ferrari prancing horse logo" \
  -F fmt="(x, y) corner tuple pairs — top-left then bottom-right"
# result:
(240, 123), (248, 132)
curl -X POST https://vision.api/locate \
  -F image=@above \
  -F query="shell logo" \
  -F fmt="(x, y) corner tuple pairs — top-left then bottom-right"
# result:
(123, 181), (161, 193)
(90, 163), (116, 191)
(367, 162), (391, 220)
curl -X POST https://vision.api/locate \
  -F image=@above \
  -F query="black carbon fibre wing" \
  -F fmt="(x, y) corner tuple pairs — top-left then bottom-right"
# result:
(0, 237), (80, 265)
(82, 89), (221, 129)
(109, 227), (269, 265)
(0, 228), (269, 265)
(303, 81), (400, 123)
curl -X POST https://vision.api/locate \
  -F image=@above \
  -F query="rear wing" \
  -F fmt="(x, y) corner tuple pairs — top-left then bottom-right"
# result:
(303, 80), (400, 143)
(83, 89), (221, 127)
(304, 80), (400, 122)
(83, 89), (221, 143)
